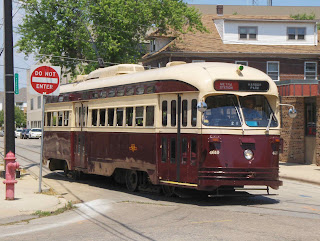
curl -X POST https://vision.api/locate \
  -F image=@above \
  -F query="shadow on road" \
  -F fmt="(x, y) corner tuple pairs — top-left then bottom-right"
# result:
(43, 171), (280, 207)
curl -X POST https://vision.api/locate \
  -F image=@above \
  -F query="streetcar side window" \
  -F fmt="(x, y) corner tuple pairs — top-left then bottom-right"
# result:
(182, 138), (188, 163)
(182, 100), (187, 127)
(136, 107), (144, 126)
(108, 108), (114, 126)
(162, 101), (167, 126)
(191, 99), (197, 127)
(92, 109), (98, 126)
(83, 106), (87, 127)
(170, 138), (176, 163)
(146, 106), (154, 126)
(64, 111), (69, 126)
(191, 138), (197, 166)
(58, 111), (63, 126)
(78, 107), (81, 127)
(117, 108), (124, 126)
(171, 100), (176, 127)
(99, 109), (106, 126)
(52, 112), (57, 126)
(161, 138), (167, 163)
(47, 112), (51, 126)
(126, 107), (133, 126)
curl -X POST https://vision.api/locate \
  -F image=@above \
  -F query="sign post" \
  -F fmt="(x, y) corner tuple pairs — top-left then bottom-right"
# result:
(30, 65), (61, 193)
(14, 73), (19, 95)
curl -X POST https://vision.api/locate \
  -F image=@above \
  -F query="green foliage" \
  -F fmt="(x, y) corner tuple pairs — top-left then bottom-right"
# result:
(290, 13), (315, 20)
(17, 0), (206, 77)
(0, 106), (26, 128)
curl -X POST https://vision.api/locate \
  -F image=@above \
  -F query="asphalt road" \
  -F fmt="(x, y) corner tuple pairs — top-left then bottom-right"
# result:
(0, 137), (319, 240)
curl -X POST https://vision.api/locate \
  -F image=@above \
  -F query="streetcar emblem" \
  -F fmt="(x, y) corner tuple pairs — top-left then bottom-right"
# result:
(129, 144), (138, 152)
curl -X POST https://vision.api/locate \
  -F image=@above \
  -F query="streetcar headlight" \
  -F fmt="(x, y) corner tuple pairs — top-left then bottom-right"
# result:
(244, 149), (254, 160)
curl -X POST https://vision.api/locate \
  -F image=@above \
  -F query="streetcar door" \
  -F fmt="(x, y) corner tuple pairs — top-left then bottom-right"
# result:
(158, 95), (179, 182)
(74, 102), (88, 170)
(178, 97), (199, 184)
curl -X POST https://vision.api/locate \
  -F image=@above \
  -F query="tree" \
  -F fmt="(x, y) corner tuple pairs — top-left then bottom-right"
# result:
(17, 0), (206, 77)
(0, 106), (27, 128)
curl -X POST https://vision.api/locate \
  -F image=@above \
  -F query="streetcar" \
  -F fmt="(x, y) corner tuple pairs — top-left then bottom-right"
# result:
(42, 62), (295, 196)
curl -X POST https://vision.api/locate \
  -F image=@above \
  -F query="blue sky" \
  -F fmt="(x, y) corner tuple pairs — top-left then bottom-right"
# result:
(1, 0), (320, 92)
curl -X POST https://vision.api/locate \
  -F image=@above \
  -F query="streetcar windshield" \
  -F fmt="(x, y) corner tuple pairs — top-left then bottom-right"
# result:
(203, 95), (242, 127)
(239, 95), (278, 127)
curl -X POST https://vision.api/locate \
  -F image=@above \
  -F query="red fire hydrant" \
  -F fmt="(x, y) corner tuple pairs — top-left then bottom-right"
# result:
(3, 152), (19, 200)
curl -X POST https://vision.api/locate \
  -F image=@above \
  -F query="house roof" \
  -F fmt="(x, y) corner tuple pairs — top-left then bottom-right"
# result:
(142, 15), (320, 60)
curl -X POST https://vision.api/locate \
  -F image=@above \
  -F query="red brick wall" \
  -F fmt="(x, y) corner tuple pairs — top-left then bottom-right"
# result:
(280, 97), (305, 163)
(316, 96), (320, 166)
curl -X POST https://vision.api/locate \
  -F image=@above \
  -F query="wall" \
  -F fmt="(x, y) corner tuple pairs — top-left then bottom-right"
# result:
(223, 21), (316, 45)
(280, 96), (305, 163)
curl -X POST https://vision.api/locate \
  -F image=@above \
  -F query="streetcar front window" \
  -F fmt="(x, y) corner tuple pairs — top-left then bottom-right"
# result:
(239, 95), (278, 127)
(203, 95), (241, 127)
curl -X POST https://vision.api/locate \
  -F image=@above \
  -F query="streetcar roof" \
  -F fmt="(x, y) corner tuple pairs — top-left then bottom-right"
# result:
(60, 62), (278, 97)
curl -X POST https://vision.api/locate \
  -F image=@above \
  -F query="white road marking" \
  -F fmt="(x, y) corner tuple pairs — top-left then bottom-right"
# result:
(0, 199), (111, 238)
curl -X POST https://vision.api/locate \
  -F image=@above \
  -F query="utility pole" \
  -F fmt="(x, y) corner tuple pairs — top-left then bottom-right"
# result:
(3, 0), (15, 157)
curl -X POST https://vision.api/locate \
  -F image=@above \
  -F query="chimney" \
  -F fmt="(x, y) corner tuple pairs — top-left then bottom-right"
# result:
(217, 5), (223, 16)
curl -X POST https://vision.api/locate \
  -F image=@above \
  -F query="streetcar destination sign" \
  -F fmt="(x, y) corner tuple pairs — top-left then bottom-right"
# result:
(30, 65), (61, 96)
(214, 80), (269, 92)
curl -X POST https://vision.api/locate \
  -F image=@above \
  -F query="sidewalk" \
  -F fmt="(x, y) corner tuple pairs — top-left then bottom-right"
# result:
(279, 162), (320, 186)
(0, 172), (68, 224)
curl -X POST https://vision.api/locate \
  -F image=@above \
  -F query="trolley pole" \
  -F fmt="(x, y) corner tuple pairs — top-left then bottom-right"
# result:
(3, 0), (15, 159)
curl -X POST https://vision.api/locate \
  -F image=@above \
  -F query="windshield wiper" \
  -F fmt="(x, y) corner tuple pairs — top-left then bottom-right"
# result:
(265, 112), (274, 134)
(232, 98), (245, 134)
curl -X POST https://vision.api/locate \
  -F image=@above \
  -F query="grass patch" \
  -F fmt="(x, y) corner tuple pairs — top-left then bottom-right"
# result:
(33, 201), (75, 217)
(38, 188), (57, 196)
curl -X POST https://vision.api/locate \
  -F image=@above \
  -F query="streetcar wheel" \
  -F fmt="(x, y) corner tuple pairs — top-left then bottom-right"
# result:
(162, 185), (176, 197)
(125, 170), (138, 192)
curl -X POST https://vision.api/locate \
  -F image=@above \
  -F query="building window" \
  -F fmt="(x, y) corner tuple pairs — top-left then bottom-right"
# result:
(288, 27), (306, 40)
(30, 99), (34, 110)
(38, 96), (41, 109)
(305, 62), (317, 80)
(235, 61), (248, 66)
(305, 100), (316, 136)
(267, 61), (279, 81)
(239, 26), (257, 40)
(150, 39), (156, 52)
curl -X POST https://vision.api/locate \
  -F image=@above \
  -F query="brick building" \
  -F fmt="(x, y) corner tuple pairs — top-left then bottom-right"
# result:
(141, 11), (320, 165)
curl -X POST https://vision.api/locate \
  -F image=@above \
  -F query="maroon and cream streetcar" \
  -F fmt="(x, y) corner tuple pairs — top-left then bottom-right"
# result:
(43, 62), (295, 196)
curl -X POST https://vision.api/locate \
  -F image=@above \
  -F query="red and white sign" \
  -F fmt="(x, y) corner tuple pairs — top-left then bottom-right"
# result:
(214, 80), (239, 91)
(30, 65), (61, 96)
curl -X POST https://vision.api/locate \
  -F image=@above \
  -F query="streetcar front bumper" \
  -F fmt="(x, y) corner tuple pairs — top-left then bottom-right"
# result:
(197, 167), (282, 191)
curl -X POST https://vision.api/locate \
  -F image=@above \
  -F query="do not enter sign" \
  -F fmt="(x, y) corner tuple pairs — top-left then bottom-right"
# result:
(30, 65), (61, 96)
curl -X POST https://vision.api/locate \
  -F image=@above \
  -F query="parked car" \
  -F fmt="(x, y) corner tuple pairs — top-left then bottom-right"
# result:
(15, 128), (23, 138)
(27, 128), (42, 139)
(20, 129), (30, 139)
(0, 130), (4, 137)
